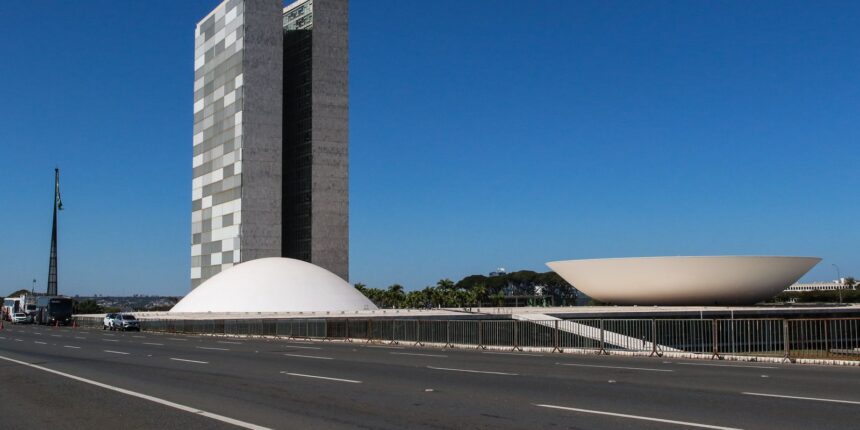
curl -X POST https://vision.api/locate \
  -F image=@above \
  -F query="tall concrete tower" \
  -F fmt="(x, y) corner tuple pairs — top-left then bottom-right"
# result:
(191, 0), (348, 289)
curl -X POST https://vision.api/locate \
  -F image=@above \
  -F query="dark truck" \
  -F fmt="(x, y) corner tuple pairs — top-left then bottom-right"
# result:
(33, 296), (73, 326)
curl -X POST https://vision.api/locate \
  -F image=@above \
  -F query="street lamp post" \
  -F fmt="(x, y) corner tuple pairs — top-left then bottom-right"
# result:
(831, 264), (842, 304)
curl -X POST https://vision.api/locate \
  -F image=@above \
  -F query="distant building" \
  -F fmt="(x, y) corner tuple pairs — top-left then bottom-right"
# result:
(489, 267), (507, 277)
(784, 280), (853, 293)
(191, 0), (349, 289)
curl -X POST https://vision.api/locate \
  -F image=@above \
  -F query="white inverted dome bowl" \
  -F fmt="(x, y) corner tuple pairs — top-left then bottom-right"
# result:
(546, 256), (821, 306)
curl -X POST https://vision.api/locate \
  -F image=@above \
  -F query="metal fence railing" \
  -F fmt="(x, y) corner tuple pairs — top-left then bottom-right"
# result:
(71, 316), (860, 362)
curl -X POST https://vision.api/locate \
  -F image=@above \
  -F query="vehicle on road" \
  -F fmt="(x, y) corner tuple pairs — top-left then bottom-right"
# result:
(12, 312), (30, 324)
(103, 313), (117, 330)
(113, 314), (140, 331)
(33, 296), (73, 326)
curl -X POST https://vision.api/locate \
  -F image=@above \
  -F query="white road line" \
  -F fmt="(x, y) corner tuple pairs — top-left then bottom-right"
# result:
(170, 358), (208, 364)
(63, 345), (81, 349)
(104, 350), (129, 355)
(103, 333), (115, 336)
(102, 339), (120, 342)
(742, 392), (860, 406)
(391, 352), (448, 358)
(33, 332), (42, 335)
(50, 335), (62, 338)
(365, 345), (403, 349)
(74, 337), (87, 340)
(197, 346), (230, 351)
(284, 345), (322, 350)
(678, 362), (778, 369)
(0, 354), (269, 430)
(283, 353), (332, 360)
(483, 351), (544, 357)
(280, 371), (362, 384)
(0, 336), (5, 339)
(168, 338), (188, 341)
(143, 342), (164, 346)
(132, 336), (146, 339)
(218, 341), (242, 345)
(534, 404), (742, 430)
(427, 366), (518, 376)
(556, 363), (673, 373)
(34, 341), (47, 345)
(14, 339), (22, 342)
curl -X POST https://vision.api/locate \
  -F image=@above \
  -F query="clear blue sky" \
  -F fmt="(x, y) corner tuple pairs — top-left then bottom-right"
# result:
(1, 1), (857, 296)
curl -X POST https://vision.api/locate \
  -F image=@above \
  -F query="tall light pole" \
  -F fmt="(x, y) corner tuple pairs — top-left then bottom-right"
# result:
(831, 263), (843, 304)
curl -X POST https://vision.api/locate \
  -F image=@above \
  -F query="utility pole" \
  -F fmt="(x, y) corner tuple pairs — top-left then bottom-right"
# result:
(47, 168), (63, 296)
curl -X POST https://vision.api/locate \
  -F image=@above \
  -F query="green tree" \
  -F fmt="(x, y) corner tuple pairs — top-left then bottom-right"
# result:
(7, 289), (31, 297)
(73, 299), (103, 315)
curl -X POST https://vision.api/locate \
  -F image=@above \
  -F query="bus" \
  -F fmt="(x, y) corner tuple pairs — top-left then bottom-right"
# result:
(33, 296), (73, 326)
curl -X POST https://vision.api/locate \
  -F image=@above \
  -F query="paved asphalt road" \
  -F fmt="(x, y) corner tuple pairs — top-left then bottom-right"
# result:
(0, 324), (858, 429)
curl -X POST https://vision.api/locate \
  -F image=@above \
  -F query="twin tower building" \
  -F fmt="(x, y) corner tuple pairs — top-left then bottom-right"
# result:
(191, 0), (349, 289)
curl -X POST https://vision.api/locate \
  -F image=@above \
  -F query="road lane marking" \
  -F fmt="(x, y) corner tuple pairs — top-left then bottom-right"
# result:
(34, 341), (47, 345)
(132, 336), (146, 338)
(197, 346), (230, 351)
(280, 371), (361, 384)
(50, 335), (62, 338)
(0, 354), (270, 430)
(104, 350), (129, 355)
(168, 338), (188, 341)
(102, 339), (120, 342)
(284, 345), (321, 350)
(556, 363), (673, 373)
(365, 345), (403, 349)
(33, 332), (42, 335)
(483, 351), (544, 357)
(14, 339), (22, 342)
(742, 392), (860, 405)
(74, 337), (87, 340)
(678, 362), (777, 369)
(427, 366), (518, 376)
(103, 333), (115, 336)
(534, 404), (742, 430)
(283, 353), (332, 360)
(143, 342), (164, 346)
(218, 341), (243, 345)
(391, 352), (448, 358)
(63, 346), (81, 349)
(0, 336), (5, 339)
(170, 358), (208, 364)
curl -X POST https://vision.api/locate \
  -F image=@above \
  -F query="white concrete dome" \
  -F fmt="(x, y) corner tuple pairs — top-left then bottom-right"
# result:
(171, 257), (378, 313)
(547, 256), (821, 306)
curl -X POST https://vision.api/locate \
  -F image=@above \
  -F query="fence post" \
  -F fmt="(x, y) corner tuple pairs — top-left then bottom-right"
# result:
(414, 320), (423, 347)
(711, 319), (719, 360)
(599, 319), (607, 355)
(345, 318), (352, 342)
(365, 319), (373, 344)
(445, 320), (452, 348)
(650, 319), (659, 357)
(477, 320), (485, 350)
(512, 321), (522, 352)
(782, 319), (791, 362)
(553, 320), (562, 353)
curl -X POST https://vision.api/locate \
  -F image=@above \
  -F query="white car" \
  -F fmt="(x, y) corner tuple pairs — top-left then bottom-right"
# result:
(103, 313), (117, 330)
(12, 313), (29, 324)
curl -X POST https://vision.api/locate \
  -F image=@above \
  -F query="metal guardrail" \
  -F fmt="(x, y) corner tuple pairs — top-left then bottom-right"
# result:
(72, 316), (860, 362)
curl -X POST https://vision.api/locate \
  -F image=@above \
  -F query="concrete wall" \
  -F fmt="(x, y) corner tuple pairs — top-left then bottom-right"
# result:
(239, 0), (284, 262)
(310, 0), (349, 282)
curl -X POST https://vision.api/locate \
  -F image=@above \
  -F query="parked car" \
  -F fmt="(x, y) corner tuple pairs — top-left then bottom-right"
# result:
(114, 314), (140, 331)
(103, 313), (117, 330)
(11, 312), (29, 324)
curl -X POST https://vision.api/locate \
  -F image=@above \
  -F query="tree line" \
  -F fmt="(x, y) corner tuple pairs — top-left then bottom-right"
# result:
(353, 270), (577, 309)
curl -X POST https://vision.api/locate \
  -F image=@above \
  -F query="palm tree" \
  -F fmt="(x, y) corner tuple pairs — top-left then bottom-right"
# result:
(386, 284), (405, 308)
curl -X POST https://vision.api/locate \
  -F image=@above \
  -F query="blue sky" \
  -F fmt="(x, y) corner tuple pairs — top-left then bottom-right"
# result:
(1, 1), (857, 296)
